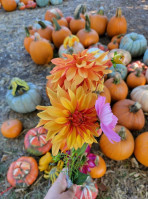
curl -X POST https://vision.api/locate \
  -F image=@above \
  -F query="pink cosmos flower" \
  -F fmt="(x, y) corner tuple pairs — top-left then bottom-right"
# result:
(80, 153), (96, 174)
(95, 96), (121, 143)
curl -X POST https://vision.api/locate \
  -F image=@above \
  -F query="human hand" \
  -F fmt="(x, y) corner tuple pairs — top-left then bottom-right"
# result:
(44, 171), (76, 199)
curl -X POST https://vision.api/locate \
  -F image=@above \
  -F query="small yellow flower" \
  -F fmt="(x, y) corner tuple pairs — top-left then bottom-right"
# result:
(38, 152), (52, 172)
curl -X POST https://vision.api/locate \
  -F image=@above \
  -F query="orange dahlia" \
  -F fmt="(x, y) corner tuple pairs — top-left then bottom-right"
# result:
(47, 50), (111, 92)
(37, 86), (99, 156)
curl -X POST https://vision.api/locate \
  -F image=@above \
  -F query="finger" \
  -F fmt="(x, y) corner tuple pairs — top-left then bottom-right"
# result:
(52, 172), (67, 193)
(62, 184), (76, 198)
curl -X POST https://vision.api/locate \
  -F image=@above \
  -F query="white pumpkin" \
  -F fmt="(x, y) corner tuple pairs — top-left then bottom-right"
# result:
(131, 85), (148, 112)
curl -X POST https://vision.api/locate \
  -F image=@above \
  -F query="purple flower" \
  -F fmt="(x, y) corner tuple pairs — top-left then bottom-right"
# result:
(80, 153), (96, 174)
(95, 96), (121, 143)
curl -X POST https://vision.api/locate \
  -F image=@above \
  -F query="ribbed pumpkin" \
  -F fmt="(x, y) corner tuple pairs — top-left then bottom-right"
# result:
(105, 73), (128, 102)
(36, 0), (49, 7)
(45, 8), (63, 22)
(130, 85), (148, 113)
(112, 99), (145, 130)
(126, 69), (146, 89)
(77, 15), (99, 48)
(50, 0), (63, 5)
(134, 132), (148, 167)
(30, 33), (53, 65)
(108, 64), (127, 80)
(100, 125), (134, 161)
(90, 6), (108, 35)
(37, 21), (53, 41)
(7, 157), (38, 187)
(24, 127), (52, 156)
(1, 0), (17, 11)
(120, 33), (147, 57)
(99, 85), (111, 103)
(107, 8), (127, 37)
(24, 27), (34, 54)
(143, 49), (148, 65)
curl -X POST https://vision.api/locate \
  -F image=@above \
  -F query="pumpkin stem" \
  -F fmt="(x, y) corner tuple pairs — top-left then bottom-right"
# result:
(52, 18), (61, 31)
(97, 6), (105, 15)
(85, 15), (91, 32)
(129, 102), (141, 113)
(135, 68), (142, 77)
(38, 21), (47, 29)
(118, 127), (126, 140)
(8, 77), (30, 96)
(74, 4), (86, 19)
(25, 27), (30, 37)
(116, 8), (122, 17)
(113, 72), (121, 84)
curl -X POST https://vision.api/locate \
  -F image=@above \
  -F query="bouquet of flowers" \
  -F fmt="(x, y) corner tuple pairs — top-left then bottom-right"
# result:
(37, 50), (121, 198)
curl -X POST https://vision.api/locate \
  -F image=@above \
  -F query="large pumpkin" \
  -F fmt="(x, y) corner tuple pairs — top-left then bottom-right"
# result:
(100, 125), (134, 161)
(1, 0), (17, 11)
(24, 127), (52, 156)
(143, 49), (148, 65)
(112, 99), (145, 130)
(6, 78), (42, 113)
(120, 33), (147, 57)
(7, 157), (38, 187)
(134, 132), (148, 167)
(108, 64), (127, 80)
(105, 73), (128, 102)
(107, 8), (127, 37)
(130, 85), (148, 113)
(36, 0), (49, 7)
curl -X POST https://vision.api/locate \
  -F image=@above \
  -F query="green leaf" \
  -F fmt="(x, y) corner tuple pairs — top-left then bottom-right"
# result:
(75, 143), (88, 157)
(73, 171), (89, 185)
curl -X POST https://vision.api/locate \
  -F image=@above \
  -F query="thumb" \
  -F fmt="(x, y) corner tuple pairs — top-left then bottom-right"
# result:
(52, 171), (67, 193)
(62, 184), (77, 198)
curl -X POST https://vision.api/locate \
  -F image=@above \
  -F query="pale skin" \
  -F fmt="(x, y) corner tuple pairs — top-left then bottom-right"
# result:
(44, 172), (76, 199)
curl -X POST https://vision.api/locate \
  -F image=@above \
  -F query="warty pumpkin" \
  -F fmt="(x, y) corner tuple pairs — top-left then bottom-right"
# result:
(105, 73), (128, 102)
(37, 21), (53, 41)
(100, 125), (134, 161)
(134, 132), (148, 167)
(107, 8), (127, 37)
(112, 99), (145, 130)
(52, 18), (71, 48)
(90, 6), (108, 35)
(127, 61), (148, 75)
(76, 15), (99, 48)
(30, 33), (53, 64)
(126, 69), (146, 89)
(45, 8), (63, 22)
(1, 0), (17, 11)
(24, 27), (34, 54)
(130, 85), (148, 113)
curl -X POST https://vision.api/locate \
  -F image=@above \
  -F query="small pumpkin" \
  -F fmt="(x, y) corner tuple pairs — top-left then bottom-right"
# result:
(130, 85), (148, 113)
(18, 2), (26, 10)
(107, 40), (119, 50)
(27, 26), (37, 35)
(52, 18), (71, 48)
(120, 33), (147, 57)
(126, 69), (146, 89)
(98, 85), (111, 103)
(7, 157), (38, 187)
(107, 8), (127, 37)
(38, 152), (53, 172)
(69, 5), (85, 34)
(37, 21), (53, 41)
(134, 132), (148, 167)
(24, 27), (34, 54)
(89, 156), (106, 178)
(1, 0), (17, 11)
(108, 49), (132, 66)
(100, 125), (134, 161)
(6, 78), (42, 113)
(45, 8), (63, 22)
(30, 33), (53, 64)
(90, 6), (108, 35)
(36, 0), (49, 7)
(105, 73), (128, 102)
(146, 69), (148, 83)
(112, 99), (145, 130)
(108, 64), (128, 80)
(111, 34), (124, 44)
(25, 0), (36, 8)
(127, 61), (148, 75)
(1, 119), (23, 138)
(143, 49), (148, 65)
(77, 15), (99, 48)
(56, 16), (68, 27)
(24, 127), (52, 156)
(50, 0), (63, 5)
(20, 0), (33, 5)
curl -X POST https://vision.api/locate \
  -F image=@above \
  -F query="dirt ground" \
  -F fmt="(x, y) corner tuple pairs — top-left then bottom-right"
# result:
(0, 0), (148, 198)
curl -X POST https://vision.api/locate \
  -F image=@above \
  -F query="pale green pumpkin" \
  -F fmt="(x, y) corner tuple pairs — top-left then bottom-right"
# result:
(108, 64), (127, 80)
(36, 0), (49, 7)
(50, 0), (63, 5)
(143, 49), (148, 65)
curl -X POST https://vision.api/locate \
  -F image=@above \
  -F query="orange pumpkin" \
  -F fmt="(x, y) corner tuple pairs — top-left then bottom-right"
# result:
(90, 6), (108, 35)
(69, 5), (85, 34)
(112, 99), (145, 130)
(107, 40), (119, 50)
(57, 17), (68, 27)
(24, 27), (35, 54)
(105, 73), (128, 102)
(7, 156), (38, 187)
(111, 34), (124, 44)
(20, 0), (33, 5)
(45, 8), (63, 22)
(76, 15), (99, 48)
(89, 156), (106, 178)
(126, 69), (146, 89)
(100, 125), (134, 161)
(1, 0), (17, 12)
(30, 33), (53, 65)
(37, 21), (53, 41)
(134, 132), (148, 167)
(99, 86), (111, 103)
(1, 119), (23, 138)
(52, 18), (71, 48)
(107, 8), (127, 37)
(27, 26), (36, 35)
